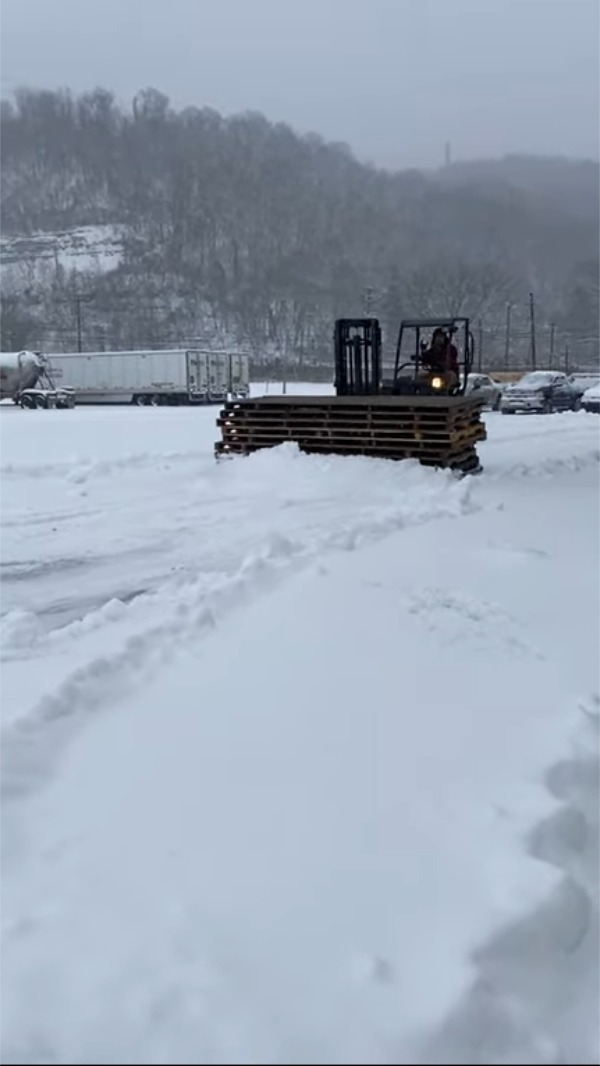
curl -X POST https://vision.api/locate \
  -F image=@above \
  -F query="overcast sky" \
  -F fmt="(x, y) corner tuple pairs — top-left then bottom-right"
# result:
(1, 0), (598, 168)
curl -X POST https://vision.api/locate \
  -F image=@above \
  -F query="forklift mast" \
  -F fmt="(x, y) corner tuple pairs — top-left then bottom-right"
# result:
(334, 319), (381, 396)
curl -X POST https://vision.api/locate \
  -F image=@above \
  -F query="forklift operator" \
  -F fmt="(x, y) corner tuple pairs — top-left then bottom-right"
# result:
(421, 328), (459, 388)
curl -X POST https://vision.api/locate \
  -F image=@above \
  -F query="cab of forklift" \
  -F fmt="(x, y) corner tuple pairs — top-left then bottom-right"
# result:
(388, 317), (474, 396)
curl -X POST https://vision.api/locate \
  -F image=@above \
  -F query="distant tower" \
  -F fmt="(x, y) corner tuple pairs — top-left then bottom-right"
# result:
(444, 141), (452, 168)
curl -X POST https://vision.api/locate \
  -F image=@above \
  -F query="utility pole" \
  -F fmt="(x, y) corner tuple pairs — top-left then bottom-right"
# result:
(564, 345), (570, 376)
(504, 302), (512, 371)
(549, 322), (555, 366)
(528, 292), (537, 371)
(73, 292), (94, 352)
(477, 318), (483, 372)
(277, 342), (287, 395)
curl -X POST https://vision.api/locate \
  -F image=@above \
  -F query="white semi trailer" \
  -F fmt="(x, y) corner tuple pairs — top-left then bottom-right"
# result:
(46, 349), (250, 405)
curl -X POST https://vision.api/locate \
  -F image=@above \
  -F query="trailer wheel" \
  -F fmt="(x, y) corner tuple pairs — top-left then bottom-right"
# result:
(133, 395), (147, 406)
(150, 394), (162, 406)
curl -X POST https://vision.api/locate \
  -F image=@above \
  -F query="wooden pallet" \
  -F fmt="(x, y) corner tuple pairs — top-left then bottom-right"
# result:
(215, 393), (487, 471)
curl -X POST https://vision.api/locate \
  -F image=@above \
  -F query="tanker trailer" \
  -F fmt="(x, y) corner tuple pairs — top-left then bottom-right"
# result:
(0, 351), (75, 408)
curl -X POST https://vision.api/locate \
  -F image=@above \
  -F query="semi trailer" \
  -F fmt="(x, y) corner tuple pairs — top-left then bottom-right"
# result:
(46, 349), (250, 405)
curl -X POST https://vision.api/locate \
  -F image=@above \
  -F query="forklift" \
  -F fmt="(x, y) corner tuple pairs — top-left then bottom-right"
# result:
(216, 314), (486, 473)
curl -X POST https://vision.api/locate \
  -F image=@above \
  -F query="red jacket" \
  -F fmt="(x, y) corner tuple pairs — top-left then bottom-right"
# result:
(447, 343), (459, 375)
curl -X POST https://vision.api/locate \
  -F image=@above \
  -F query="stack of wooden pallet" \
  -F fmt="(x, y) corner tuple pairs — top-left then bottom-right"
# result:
(215, 394), (487, 473)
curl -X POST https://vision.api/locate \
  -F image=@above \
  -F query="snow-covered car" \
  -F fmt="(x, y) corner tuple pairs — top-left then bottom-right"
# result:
(464, 373), (503, 410)
(580, 382), (600, 414)
(500, 371), (578, 414)
(568, 373), (600, 401)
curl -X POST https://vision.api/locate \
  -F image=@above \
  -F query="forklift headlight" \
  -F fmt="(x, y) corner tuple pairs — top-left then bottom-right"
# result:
(431, 376), (443, 390)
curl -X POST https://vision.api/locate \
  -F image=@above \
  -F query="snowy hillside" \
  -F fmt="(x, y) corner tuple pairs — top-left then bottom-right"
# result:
(0, 225), (123, 289)
(1, 400), (599, 1064)
(3, 91), (599, 364)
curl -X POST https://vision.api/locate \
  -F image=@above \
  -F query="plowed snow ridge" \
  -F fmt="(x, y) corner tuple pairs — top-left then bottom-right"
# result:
(2, 449), (475, 804)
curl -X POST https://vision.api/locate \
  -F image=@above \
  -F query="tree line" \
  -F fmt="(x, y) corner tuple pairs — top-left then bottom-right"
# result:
(1, 87), (598, 369)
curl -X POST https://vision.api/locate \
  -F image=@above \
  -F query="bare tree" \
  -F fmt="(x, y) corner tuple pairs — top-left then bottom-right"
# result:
(395, 258), (522, 320)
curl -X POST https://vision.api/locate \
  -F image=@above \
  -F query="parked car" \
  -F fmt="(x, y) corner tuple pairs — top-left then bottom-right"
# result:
(464, 373), (503, 409)
(500, 371), (579, 414)
(581, 382), (600, 414)
(568, 373), (600, 401)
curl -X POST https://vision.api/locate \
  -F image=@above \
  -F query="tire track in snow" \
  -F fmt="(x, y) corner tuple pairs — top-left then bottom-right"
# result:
(1, 452), (475, 657)
(1, 445), (470, 637)
(1, 463), (477, 814)
(415, 695), (600, 1066)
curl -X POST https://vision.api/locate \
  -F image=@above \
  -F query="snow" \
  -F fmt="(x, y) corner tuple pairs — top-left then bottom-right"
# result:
(0, 225), (123, 286)
(1, 400), (599, 1064)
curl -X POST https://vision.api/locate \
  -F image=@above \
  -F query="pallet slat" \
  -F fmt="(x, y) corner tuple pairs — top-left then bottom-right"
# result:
(219, 414), (482, 431)
(217, 420), (484, 441)
(226, 394), (484, 410)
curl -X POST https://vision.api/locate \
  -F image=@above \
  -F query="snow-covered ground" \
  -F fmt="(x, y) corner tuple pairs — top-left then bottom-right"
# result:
(1, 399), (599, 1065)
